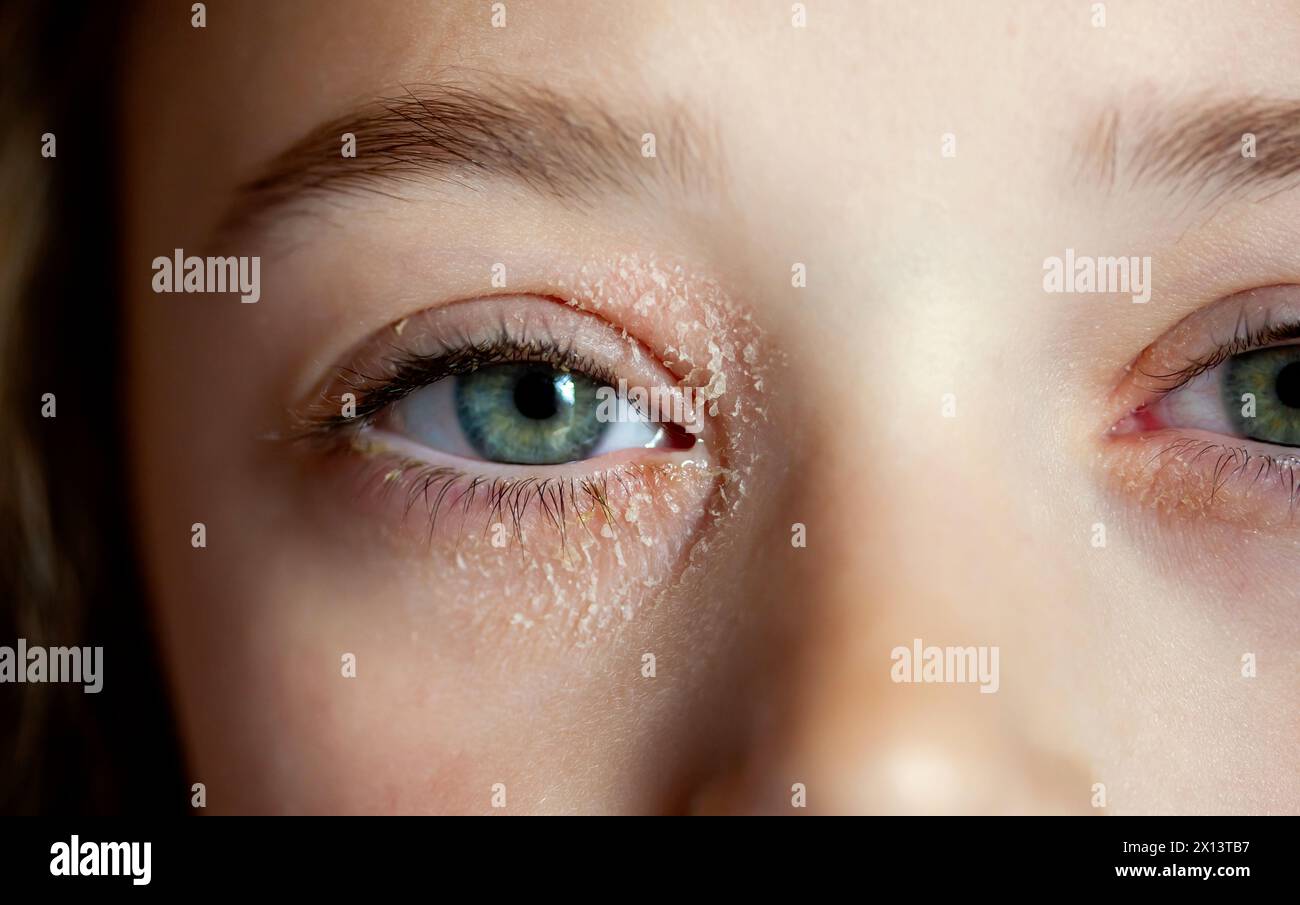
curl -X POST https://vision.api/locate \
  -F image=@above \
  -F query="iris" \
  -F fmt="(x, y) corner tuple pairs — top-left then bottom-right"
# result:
(1223, 345), (1300, 446)
(454, 363), (606, 464)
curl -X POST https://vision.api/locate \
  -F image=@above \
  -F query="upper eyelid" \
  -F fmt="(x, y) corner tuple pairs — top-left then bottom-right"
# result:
(1098, 285), (1300, 437)
(332, 293), (678, 380)
(272, 240), (748, 427)
(1136, 320), (1300, 395)
(333, 339), (622, 427)
(288, 294), (693, 439)
(1118, 286), (1300, 400)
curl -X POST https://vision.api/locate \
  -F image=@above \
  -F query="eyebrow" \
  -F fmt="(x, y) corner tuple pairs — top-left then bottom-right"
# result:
(1078, 96), (1300, 205)
(218, 81), (714, 238)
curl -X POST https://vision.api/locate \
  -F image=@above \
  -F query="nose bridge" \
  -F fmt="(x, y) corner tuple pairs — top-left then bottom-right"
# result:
(686, 277), (1093, 813)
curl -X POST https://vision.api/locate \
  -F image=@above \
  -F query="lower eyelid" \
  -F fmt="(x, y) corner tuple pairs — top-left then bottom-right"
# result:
(293, 443), (726, 646)
(1104, 429), (1300, 529)
(319, 437), (721, 552)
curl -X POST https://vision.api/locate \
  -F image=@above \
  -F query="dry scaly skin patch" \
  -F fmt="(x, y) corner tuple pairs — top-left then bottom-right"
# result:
(339, 252), (775, 649)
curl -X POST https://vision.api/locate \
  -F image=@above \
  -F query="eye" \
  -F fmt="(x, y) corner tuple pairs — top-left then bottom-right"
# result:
(1218, 345), (1300, 446)
(292, 290), (737, 548)
(1141, 342), (1300, 447)
(1100, 287), (1300, 526)
(296, 291), (713, 506)
(385, 361), (694, 465)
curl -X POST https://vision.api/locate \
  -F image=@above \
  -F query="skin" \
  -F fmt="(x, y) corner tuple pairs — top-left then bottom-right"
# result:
(121, 0), (1300, 814)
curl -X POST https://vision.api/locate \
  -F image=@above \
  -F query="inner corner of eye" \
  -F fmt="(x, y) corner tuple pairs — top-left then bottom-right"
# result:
(655, 418), (699, 451)
(1109, 340), (1300, 450)
(1108, 404), (1164, 438)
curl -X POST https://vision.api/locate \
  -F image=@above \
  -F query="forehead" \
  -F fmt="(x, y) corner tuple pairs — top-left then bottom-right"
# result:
(121, 0), (1300, 249)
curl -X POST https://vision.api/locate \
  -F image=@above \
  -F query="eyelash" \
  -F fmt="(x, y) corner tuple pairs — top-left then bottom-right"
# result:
(295, 330), (619, 437)
(292, 329), (696, 543)
(353, 456), (635, 548)
(1136, 315), (1300, 396)
(1116, 309), (1300, 520)
(1144, 437), (1300, 512)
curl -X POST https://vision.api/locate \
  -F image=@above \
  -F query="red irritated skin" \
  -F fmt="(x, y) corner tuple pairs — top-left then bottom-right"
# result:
(1109, 405), (1162, 436)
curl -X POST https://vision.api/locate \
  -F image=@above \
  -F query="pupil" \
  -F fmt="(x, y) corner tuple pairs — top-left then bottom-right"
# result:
(513, 369), (560, 420)
(1277, 361), (1300, 408)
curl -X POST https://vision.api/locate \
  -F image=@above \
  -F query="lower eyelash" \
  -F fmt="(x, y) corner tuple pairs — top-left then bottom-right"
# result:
(1139, 433), (1300, 516)
(351, 447), (656, 548)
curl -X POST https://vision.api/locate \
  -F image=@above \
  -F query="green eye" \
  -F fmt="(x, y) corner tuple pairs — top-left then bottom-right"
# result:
(455, 363), (605, 465)
(386, 357), (695, 466)
(1222, 345), (1300, 446)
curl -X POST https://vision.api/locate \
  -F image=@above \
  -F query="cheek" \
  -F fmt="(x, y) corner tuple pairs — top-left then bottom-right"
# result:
(206, 461), (720, 813)
(157, 453), (718, 811)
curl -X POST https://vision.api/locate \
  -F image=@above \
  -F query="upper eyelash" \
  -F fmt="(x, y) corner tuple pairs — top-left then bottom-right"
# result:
(291, 331), (621, 442)
(1136, 310), (1300, 396)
